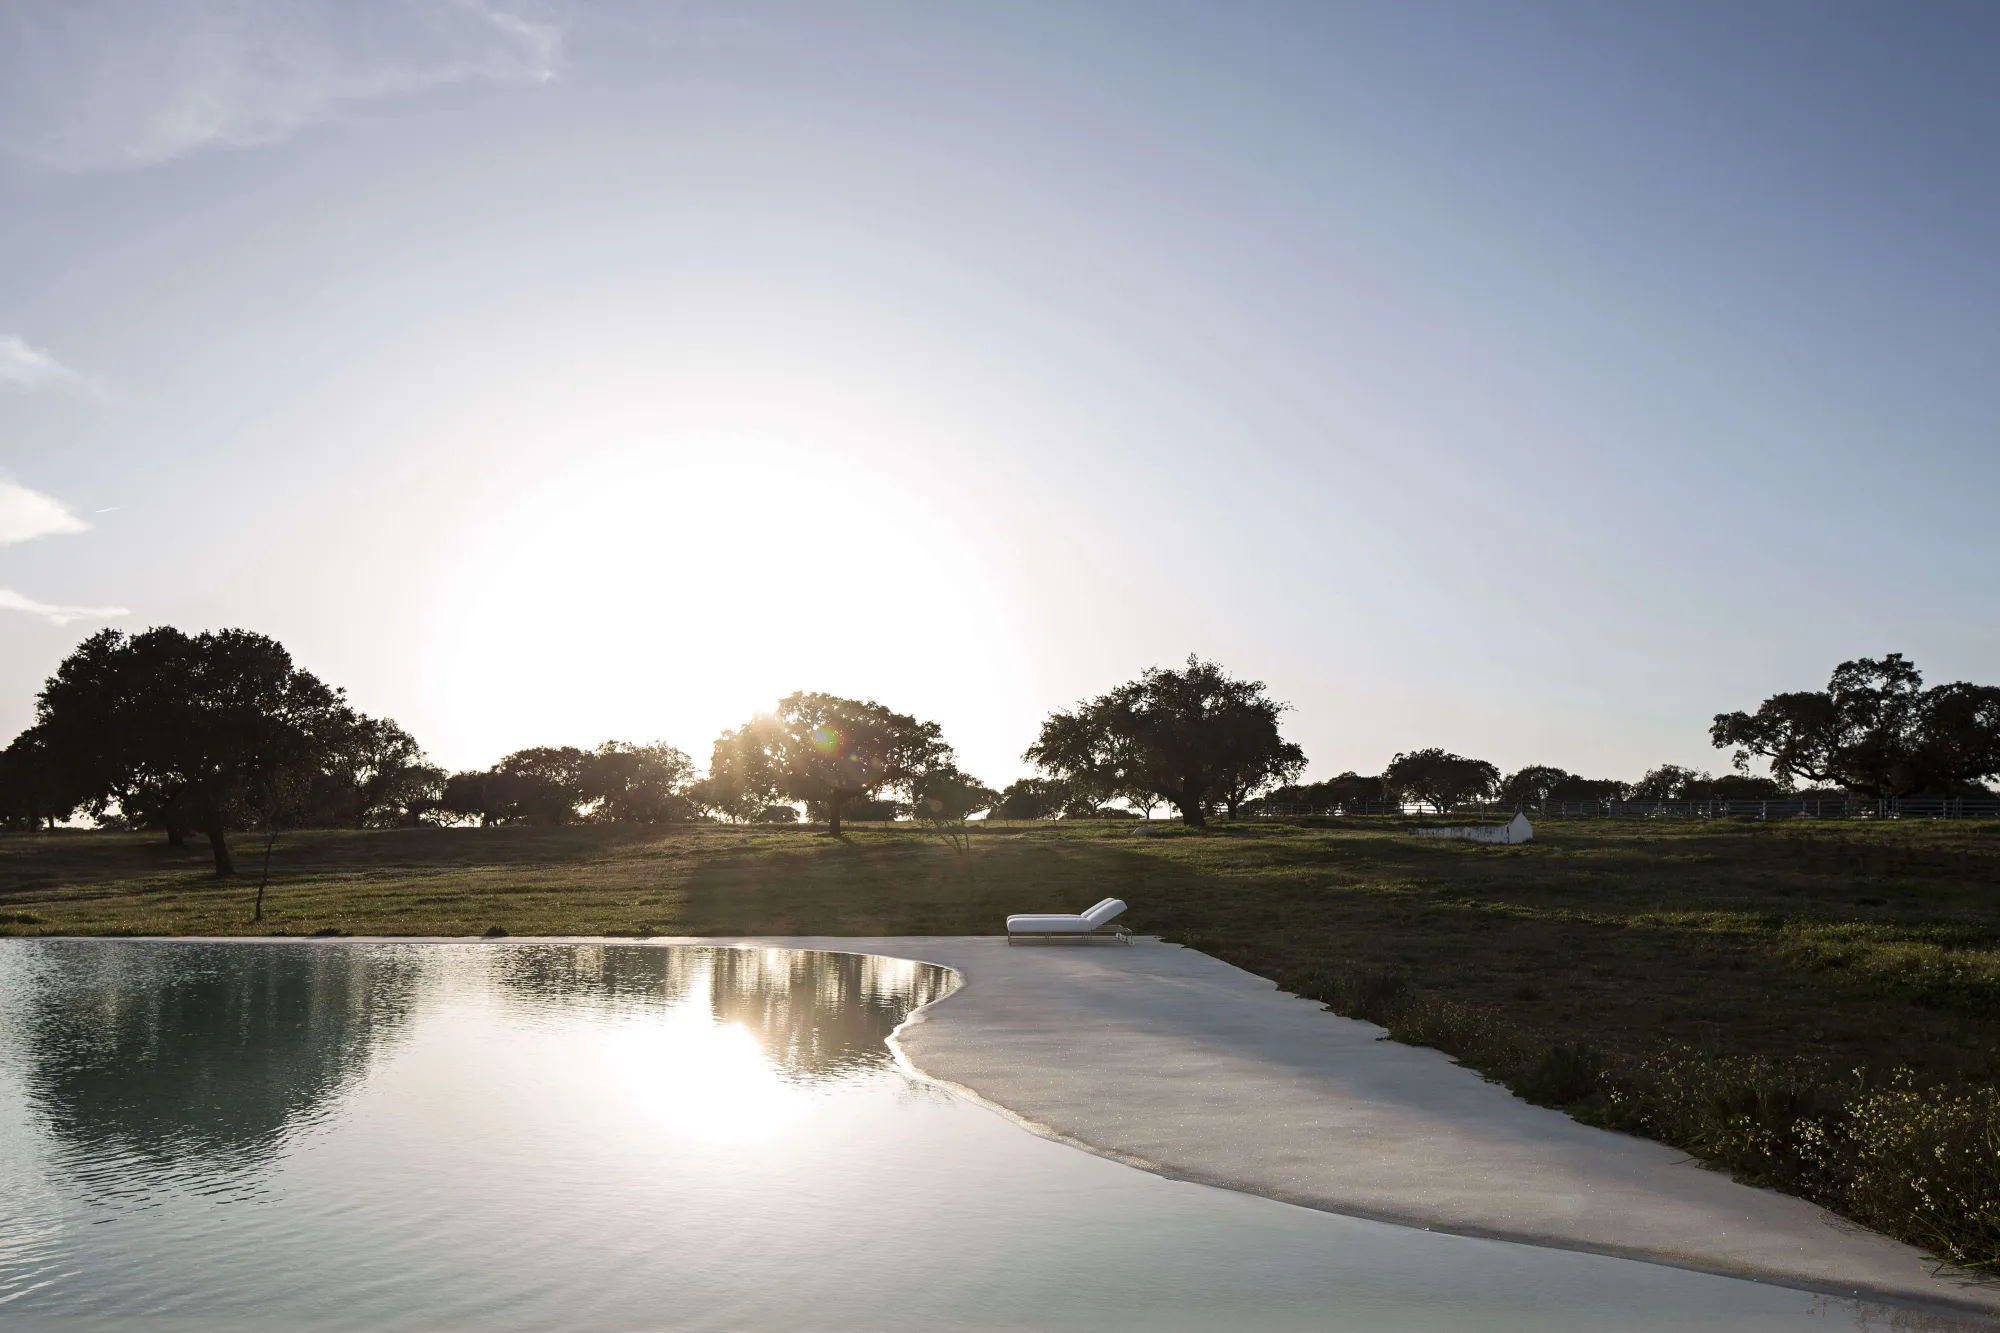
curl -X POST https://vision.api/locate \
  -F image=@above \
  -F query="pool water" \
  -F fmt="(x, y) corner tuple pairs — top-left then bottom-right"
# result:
(0, 941), (1963, 1331)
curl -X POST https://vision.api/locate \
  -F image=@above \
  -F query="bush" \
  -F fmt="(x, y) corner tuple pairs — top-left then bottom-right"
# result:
(1509, 1045), (1603, 1106)
(1289, 962), (2000, 1275)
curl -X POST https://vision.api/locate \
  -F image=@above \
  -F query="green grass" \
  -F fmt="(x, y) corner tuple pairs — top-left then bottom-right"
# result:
(5, 816), (1999, 1272)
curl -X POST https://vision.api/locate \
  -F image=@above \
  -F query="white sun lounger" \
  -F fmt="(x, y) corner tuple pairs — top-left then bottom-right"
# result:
(1006, 897), (1131, 944)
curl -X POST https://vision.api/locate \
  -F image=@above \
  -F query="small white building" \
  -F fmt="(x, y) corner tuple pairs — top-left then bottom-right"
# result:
(1413, 812), (1534, 845)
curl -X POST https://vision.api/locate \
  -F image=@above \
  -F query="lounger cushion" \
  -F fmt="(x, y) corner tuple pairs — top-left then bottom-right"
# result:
(1006, 899), (1128, 933)
(1081, 898), (1127, 927)
(1006, 913), (1093, 933)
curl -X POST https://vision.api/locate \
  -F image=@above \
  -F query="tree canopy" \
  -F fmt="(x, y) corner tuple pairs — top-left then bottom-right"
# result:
(580, 742), (698, 824)
(30, 628), (372, 875)
(1497, 765), (1567, 808)
(705, 692), (952, 835)
(1711, 654), (2000, 798)
(1628, 763), (1710, 802)
(435, 742), (698, 826)
(0, 726), (82, 832)
(1382, 748), (1499, 814)
(907, 764), (998, 850)
(1252, 771), (1383, 815)
(1025, 656), (1302, 826)
(321, 716), (442, 828)
(989, 776), (1069, 820)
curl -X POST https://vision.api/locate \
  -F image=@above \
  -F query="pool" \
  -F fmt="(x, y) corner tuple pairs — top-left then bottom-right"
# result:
(0, 941), (1964, 1330)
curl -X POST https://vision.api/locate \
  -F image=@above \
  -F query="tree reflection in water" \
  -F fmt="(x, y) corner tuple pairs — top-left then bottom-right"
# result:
(11, 942), (425, 1200)
(490, 944), (955, 1082)
(3, 942), (953, 1210)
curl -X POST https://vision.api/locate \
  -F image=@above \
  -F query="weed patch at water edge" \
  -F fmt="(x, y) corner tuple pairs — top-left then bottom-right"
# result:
(1289, 963), (2000, 1278)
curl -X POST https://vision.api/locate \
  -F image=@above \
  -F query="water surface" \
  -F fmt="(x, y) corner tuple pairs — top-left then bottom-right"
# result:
(0, 941), (1968, 1330)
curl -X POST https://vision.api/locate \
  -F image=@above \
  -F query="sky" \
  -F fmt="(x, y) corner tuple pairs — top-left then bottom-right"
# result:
(2, 0), (1997, 789)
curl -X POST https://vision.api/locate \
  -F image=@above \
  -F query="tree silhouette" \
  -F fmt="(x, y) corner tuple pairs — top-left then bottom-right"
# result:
(580, 741), (697, 824)
(1026, 656), (1303, 827)
(1712, 654), (2000, 797)
(990, 777), (1069, 820)
(32, 628), (364, 875)
(706, 693), (952, 835)
(1629, 763), (1709, 802)
(325, 716), (442, 827)
(1216, 727), (1305, 821)
(1382, 748), (1499, 814)
(1498, 766), (1631, 806)
(0, 725), (83, 831)
(908, 764), (997, 851)
(493, 746), (591, 824)
(438, 769), (505, 826)
(1497, 765), (1574, 808)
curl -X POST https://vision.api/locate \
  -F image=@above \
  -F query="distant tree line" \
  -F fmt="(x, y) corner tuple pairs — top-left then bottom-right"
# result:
(1249, 758), (1794, 816)
(5, 632), (1996, 887)
(1242, 655), (1999, 816)
(436, 742), (699, 827)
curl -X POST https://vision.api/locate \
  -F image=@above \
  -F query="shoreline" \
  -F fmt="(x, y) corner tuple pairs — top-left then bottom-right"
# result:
(11, 932), (1999, 1323)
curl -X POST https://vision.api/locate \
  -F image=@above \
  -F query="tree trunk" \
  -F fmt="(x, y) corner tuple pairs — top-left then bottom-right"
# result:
(826, 793), (846, 836)
(253, 828), (277, 920)
(1224, 794), (1241, 821)
(206, 821), (235, 877)
(167, 824), (188, 847)
(1176, 796), (1206, 827)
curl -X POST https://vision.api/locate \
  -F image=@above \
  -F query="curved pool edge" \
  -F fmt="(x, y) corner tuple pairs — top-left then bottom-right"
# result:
(840, 936), (2000, 1325)
(10, 934), (1998, 1323)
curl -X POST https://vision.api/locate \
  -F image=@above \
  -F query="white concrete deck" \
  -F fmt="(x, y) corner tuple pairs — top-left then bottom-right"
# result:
(711, 934), (1999, 1321)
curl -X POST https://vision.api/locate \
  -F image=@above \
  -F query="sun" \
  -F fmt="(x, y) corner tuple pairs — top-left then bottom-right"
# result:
(416, 434), (1027, 769)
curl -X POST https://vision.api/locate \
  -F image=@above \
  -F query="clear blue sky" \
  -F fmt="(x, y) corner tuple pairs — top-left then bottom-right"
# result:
(3, 0), (1996, 787)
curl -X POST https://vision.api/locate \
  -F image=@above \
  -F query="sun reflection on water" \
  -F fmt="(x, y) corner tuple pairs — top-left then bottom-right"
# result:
(604, 988), (804, 1146)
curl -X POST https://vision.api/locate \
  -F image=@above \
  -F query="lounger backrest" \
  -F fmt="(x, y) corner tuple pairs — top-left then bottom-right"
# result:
(1081, 898), (1127, 927)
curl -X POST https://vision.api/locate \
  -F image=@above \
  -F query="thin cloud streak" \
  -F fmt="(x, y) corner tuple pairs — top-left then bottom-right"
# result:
(0, 335), (90, 391)
(0, 478), (91, 545)
(0, 477), (126, 627)
(0, 589), (129, 626)
(0, 0), (563, 171)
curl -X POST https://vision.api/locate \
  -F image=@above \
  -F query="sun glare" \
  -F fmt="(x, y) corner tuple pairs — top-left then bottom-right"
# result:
(417, 438), (1025, 769)
(602, 994), (805, 1146)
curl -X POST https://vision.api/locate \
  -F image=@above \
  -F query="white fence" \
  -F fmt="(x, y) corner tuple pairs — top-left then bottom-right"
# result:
(1243, 796), (2000, 821)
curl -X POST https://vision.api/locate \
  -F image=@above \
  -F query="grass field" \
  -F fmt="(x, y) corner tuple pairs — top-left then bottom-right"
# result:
(4, 816), (1998, 1273)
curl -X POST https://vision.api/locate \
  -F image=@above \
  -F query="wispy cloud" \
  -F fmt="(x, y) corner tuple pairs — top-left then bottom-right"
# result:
(0, 477), (91, 545)
(0, 0), (562, 171)
(0, 478), (126, 624)
(0, 335), (90, 391)
(0, 589), (129, 626)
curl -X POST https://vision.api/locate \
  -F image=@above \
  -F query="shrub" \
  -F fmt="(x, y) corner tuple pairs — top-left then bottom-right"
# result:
(1293, 962), (2000, 1275)
(1509, 1045), (1602, 1106)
